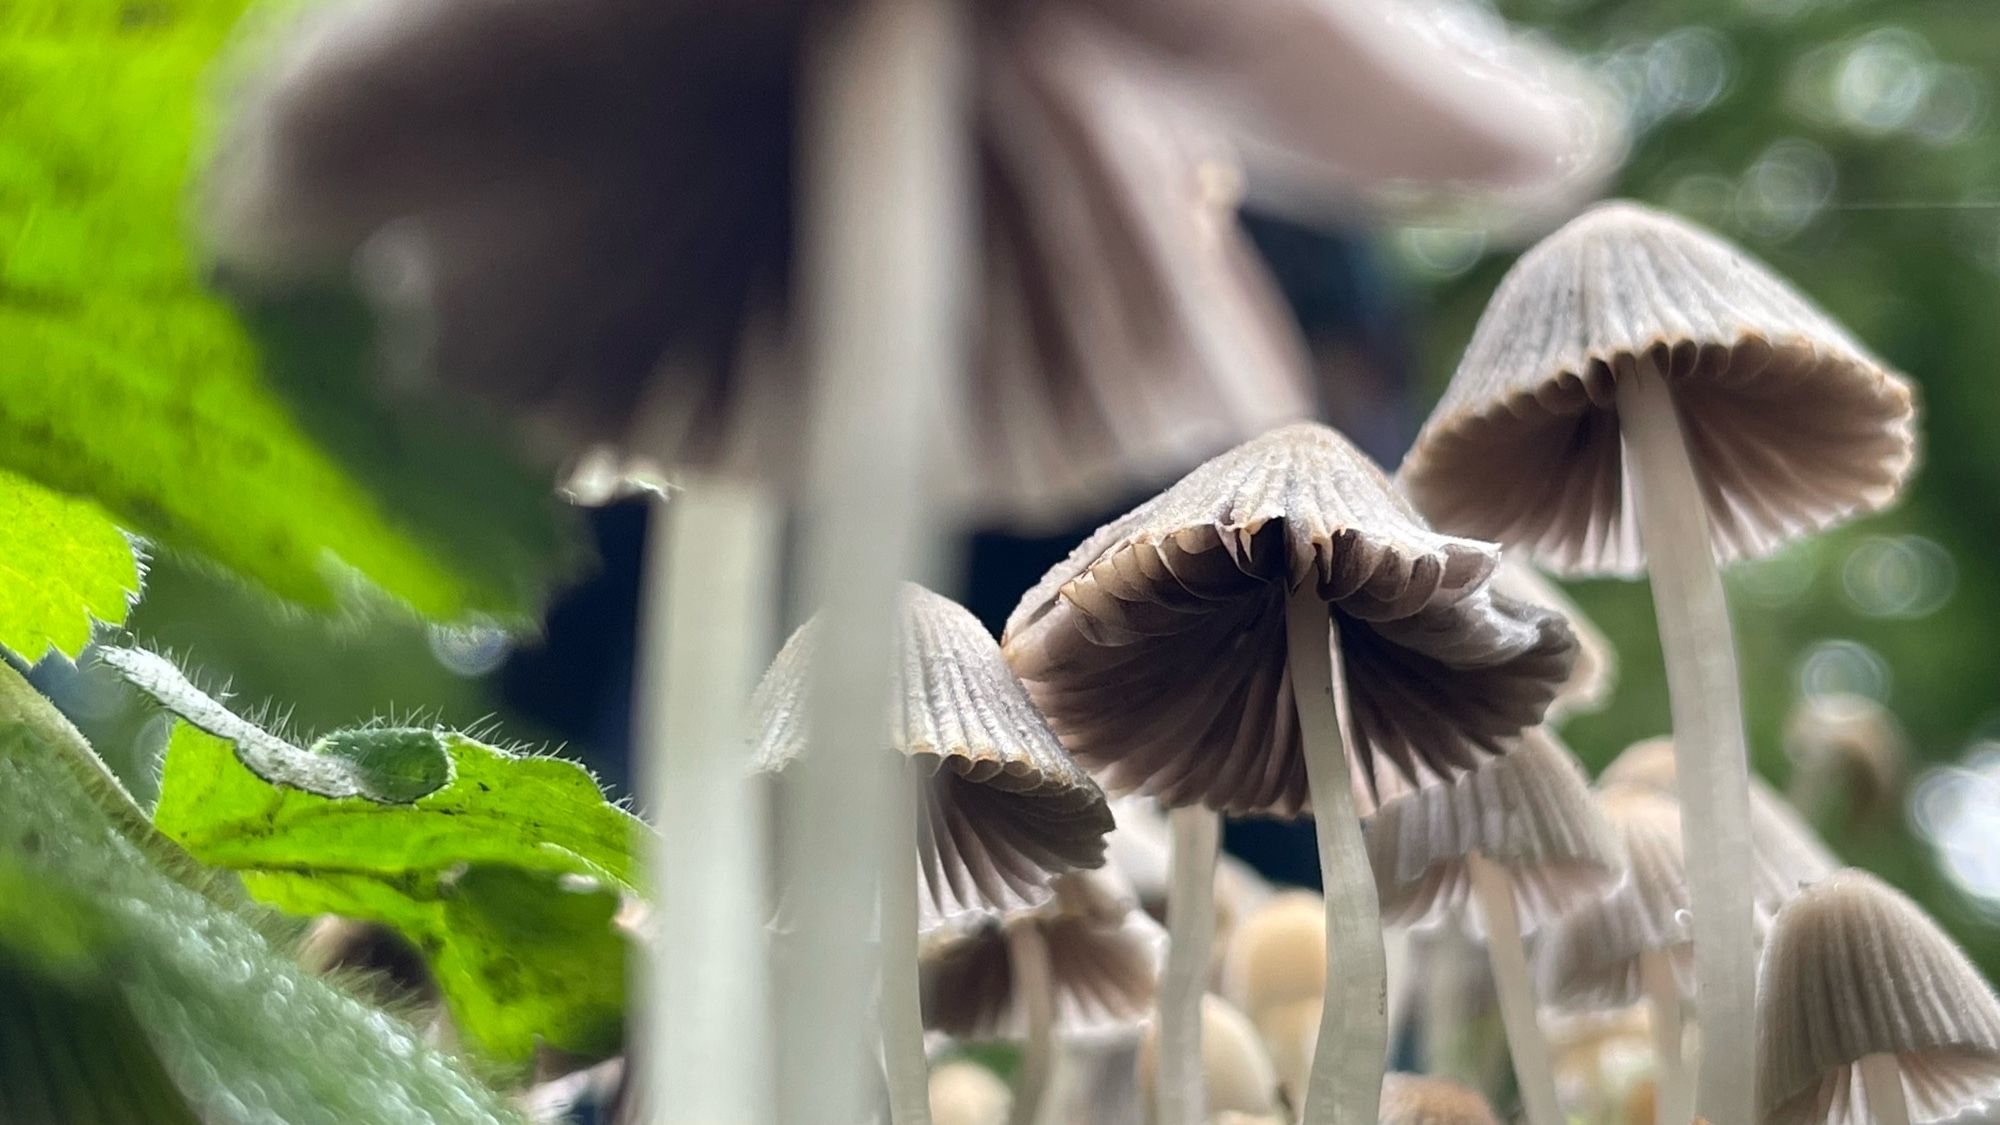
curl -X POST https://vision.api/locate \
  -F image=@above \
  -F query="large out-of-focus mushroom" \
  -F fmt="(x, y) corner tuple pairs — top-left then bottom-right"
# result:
(1784, 693), (1909, 834)
(754, 584), (1113, 1122)
(1007, 422), (1574, 1125)
(1399, 199), (1918, 1125)
(1136, 994), (1283, 1123)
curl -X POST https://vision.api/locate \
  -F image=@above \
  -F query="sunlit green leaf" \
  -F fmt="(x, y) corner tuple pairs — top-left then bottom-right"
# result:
(0, 470), (140, 661)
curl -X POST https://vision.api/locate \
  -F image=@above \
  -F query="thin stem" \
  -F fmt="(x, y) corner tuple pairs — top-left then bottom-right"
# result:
(1640, 950), (1691, 1125)
(784, 0), (968, 1116)
(1619, 356), (1758, 1124)
(1158, 806), (1221, 1125)
(1286, 589), (1388, 1125)
(640, 482), (780, 1124)
(1858, 1052), (1911, 1125)
(1008, 923), (1056, 1125)
(1465, 853), (1561, 1125)
(881, 770), (934, 1125)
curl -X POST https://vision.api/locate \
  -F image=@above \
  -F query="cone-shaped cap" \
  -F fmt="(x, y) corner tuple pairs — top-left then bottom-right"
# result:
(1757, 869), (2000, 1125)
(1600, 737), (1837, 926)
(1366, 728), (1622, 934)
(1379, 1072), (1502, 1124)
(1137, 994), (1281, 1117)
(1004, 423), (1577, 815)
(1535, 786), (1692, 1010)
(920, 870), (1163, 1042)
(753, 585), (1113, 921)
(1491, 558), (1615, 719)
(1400, 200), (1917, 576)
(1223, 890), (1327, 1018)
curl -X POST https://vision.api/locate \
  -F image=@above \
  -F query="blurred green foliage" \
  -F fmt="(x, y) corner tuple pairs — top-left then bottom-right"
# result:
(1399, 0), (2000, 971)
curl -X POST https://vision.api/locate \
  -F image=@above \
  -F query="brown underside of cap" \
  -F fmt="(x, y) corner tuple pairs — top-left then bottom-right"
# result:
(1757, 870), (2000, 1124)
(1004, 423), (1575, 816)
(753, 585), (1113, 920)
(1491, 557), (1615, 719)
(1399, 200), (1917, 577)
(1535, 785), (1692, 1010)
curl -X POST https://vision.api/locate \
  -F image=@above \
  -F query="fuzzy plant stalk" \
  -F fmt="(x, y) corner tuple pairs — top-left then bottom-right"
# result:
(1619, 357), (1759, 1123)
(1464, 852), (1561, 1125)
(1286, 588), (1388, 1125)
(1157, 806), (1221, 1125)
(881, 772), (934, 1125)
(1008, 922), (1057, 1125)
(1859, 1053), (1912, 1125)
(780, 0), (971, 1116)
(1640, 951), (1692, 1125)
(640, 480), (780, 1123)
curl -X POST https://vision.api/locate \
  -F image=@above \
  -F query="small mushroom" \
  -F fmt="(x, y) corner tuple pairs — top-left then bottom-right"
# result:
(929, 1060), (1013, 1125)
(1399, 199), (1918, 1125)
(1137, 994), (1283, 1123)
(1784, 693), (1909, 833)
(1490, 557), (1616, 721)
(921, 870), (1165, 1123)
(1757, 869), (2000, 1125)
(1007, 422), (1575, 1125)
(754, 584), (1114, 1123)
(1365, 728), (1622, 1125)
(1103, 795), (1274, 983)
(1378, 1072), (1502, 1125)
(1535, 786), (1694, 1125)
(1222, 892), (1329, 1108)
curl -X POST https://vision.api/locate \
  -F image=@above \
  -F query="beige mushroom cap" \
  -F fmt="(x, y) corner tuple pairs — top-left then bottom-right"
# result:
(1378, 1071), (1502, 1124)
(1399, 200), (1917, 577)
(1366, 727), (1623, 935)
(1223, 891), (1327, 1018)
(1136, 994), (1282, 1118)
(1535, 786), (1693, 1011)
(920, 869), (1164, 1042)
(1757, 869), (2000, 1125)
(928, 1060), (1012, 1125)
(754, 584), (1113, 923)
(1005, 422), (1576, 816)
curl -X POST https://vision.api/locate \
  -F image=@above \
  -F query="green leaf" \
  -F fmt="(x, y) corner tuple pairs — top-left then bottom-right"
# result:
(0, 660), (518, 1124)
(112, 646), (641, 1061)
(0, 469), (140, 661)
(0, 0), (578, 621)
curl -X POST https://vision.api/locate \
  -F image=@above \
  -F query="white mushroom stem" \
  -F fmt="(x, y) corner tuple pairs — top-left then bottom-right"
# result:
(1464, 852), (1561, 1125)
(1620, 355), (1759, 1124)
(881, 775), (934, 1125)
(1158, 806), (1221, 1125)
(1639, 950), (1691, 1125)
(1859, 1052), (1911, 1125)
(1286, 588), (1388, 1125)
(1008, 922), (1056, 1125)
(640, 480), (780, 1125)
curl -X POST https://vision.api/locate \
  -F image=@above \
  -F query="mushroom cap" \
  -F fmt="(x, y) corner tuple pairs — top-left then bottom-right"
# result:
(753, 584), (1113, 923)
(1004, 423), (1577, 816)
(1490, 557), (1616, 719)
(1600, 737), (1837, 926)
(928, 1060), (1012, 1125)
(1785, 692), (1908, 829)
(1365, 727), (1623, 935)
(1223, 891), (1327, 1018)
(1757, 869), (2000, 1125)
(1251, 996), (1319, 1111)
(919, 870), (1164, 1042)
(1136, 994), (1281, 1118)
(1399, 200), (1918, 577)
(1535, 786), (1693, 1011)
(1378, 1071), (1502, 1125)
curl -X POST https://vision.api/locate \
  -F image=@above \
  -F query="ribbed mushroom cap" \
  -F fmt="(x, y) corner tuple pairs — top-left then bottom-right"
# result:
(1757, 869), (2000, 1125)
(1378, 1072), (1502, 1125)
(1490, 558), (1616, 719)
(1535, 786), (1693, 1011)
(1399, 200), (1918, 577)
(1223, 891), (1327, 1018)
(753, 584), (1113, 923)
(919, 869), (1164, 1041)
(1003, 423), (1577, 816)
(1136, 994), (1281, 1118)
(1600, 737), (1837, 925)
(1365, 727), (1622, 935)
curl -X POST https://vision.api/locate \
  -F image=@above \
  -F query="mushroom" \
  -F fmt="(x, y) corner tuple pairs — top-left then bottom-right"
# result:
(1364, 728), (1622, 1125)
(1378, 1072), (1502, 1125)
(930, 1061), (1014, 1125)
(1534, 786), (1695, 1125)
(1104, 795), (1273, 985)
(1784, 692), (1909, 833)
(921, 870), (1165, 1123)
(1006, 422), (1576, 1125)
(1599, 736), (1837, 928)
(1398, 199), (1918, 1125)
(753, 584), (1115, 1123)
(1222, 891), (1329, 1107)
(1137, 994), (1283, 1123)
(1490, 558), (1616, 721)
(1757, 869), (2000, 1125)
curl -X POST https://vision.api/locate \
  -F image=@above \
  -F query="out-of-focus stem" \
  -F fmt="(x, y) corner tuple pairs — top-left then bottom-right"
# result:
(1640, 950), (1691, 1125)
(881, 772), (933, 1125)
(1859, 1052), (1911, 1125)
(1009, 922), (1056, 1125)
(1465, 853), (1560, 1125)
(1157, 807), (1220, 1125)
(639, 479), (779, 1125)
